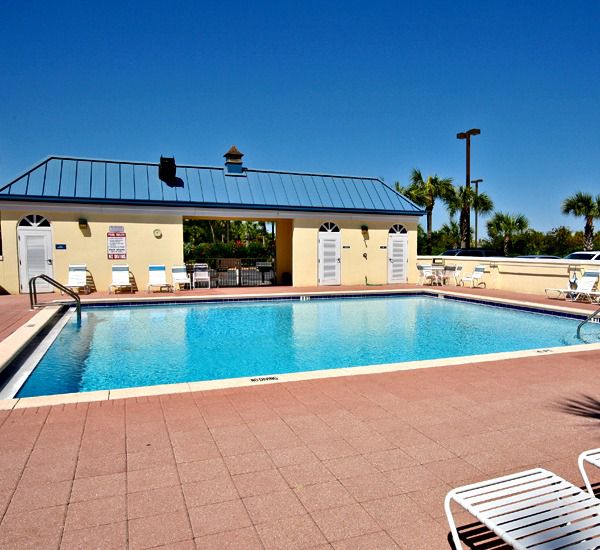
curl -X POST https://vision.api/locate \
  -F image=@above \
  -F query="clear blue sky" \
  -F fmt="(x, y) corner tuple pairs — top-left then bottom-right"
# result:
(1, 1), (599, 234)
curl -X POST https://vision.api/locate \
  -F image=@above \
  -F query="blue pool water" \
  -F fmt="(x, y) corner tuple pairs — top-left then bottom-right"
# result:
(15, 296), (600, 397)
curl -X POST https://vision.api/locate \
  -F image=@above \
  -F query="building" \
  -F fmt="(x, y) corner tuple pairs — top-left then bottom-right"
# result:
(0, 147), (424, 294)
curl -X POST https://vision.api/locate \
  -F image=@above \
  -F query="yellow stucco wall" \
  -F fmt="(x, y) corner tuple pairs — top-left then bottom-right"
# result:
(0, 210), (183, 294)
(292, 218), (418, 287)
(416, 255), (600, 295)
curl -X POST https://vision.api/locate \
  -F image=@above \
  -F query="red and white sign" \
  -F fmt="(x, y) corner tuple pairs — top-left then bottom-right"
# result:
(107, 232), (127, 259)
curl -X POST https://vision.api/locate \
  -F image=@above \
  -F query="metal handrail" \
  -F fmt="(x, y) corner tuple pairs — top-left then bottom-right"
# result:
(29, 274), (81, 323)
(576, 304), (600, 339)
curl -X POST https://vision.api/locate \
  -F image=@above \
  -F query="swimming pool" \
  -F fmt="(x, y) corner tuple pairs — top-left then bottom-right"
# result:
(10, 295), (600, 397)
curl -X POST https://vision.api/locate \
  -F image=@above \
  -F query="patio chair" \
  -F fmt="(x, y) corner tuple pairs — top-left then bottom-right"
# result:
(192, 263), (211, 289)
(578, 448), (600, 496)
(545, 271), (600, 302)
(171, 265), (191, 290)
(65, 264), (91, 294)
(416, 264), (437, 286)
(108, 265), (133, 294)
(446, 467), (600, 549)
(147, 265), (173, 292)
(460, 265), (486, 288)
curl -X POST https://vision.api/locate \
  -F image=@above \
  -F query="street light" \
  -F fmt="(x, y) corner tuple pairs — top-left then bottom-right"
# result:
(471, 178), (483, 247)
(456, 128), (481, 248)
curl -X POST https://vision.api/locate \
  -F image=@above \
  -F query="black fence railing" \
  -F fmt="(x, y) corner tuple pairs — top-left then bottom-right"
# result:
(186, 258), (275, 287)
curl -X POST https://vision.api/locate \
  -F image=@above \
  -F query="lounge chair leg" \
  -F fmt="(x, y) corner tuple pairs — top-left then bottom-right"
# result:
(444, 493), (463, 549)
(579, 454), (595, 496)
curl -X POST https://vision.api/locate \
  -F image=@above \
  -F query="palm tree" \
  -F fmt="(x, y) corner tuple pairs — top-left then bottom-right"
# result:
(561, 192), (600, 251)
(395, 169), (454, 254)
(486, 212), (529, 255)
(446, 186), (494, 248)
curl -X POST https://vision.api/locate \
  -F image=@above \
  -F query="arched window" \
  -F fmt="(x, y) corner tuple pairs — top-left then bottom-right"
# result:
(389, 224), (407, 234)
(18, 214), (51, 228)
(319, 222), (340, 233)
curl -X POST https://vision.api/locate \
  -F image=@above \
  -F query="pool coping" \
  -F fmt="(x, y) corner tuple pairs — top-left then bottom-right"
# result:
(2, 288), (599, 409)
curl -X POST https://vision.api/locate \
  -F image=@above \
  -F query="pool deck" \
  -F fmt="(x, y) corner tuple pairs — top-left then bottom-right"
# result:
(0, 285), (599, 548)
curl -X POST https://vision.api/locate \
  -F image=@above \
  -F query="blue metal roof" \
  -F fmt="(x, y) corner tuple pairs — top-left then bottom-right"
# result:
(0, 156), (424, 216)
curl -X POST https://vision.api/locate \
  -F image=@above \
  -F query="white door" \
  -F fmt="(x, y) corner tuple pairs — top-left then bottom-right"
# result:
(18, 227), (54, 293)
(388, 226), (408, 283)
(318, 228), (341, 285)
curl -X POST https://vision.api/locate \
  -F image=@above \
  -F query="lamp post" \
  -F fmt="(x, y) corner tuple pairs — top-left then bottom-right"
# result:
(456, 128), (481, 248)
(471, 178), (483, 247)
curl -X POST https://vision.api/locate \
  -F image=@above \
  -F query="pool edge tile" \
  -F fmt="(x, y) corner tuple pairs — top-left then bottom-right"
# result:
(13, 390), (109, 408)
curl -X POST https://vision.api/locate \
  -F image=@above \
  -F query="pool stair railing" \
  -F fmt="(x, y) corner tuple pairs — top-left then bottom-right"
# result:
(29, 274), (81, 323)
(576, 304), (600, 339)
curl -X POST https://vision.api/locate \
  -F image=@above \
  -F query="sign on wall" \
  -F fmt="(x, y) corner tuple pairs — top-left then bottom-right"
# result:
(107, 232), (127, 259)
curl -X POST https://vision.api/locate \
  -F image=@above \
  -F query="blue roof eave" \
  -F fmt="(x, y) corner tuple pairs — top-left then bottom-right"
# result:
(0, 193), (425, 216)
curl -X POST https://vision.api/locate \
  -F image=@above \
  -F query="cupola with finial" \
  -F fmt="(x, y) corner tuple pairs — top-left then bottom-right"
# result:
(224, 145), (245, 176)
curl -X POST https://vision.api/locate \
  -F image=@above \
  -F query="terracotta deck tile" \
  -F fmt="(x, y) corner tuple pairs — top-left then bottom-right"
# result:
(243, 489), (305, 524)
(361, 494), (432, 528)
(233, 468), (289, 498)
(255, 513), (327, 550)
(386, 518), (451, 550)
(332, 531), (400, 550)
(279, 460), (335, 488)
(0, 505), (66, 545)
(65, 495), (126, 531)
(8, 480), (71, 513)
(225, 450), (275, 475)
(70, 472), (126, 503)
(423, 457), (484, 485)
(294, 480), (355, 512)
(182, 475), (238, 508)
(324, 455), (379, 480)
(127, 463), (180, 493)
(126, 446), (175, 472)
(310, 503), (380, 543)
(128, 510), (193, 549)
(75, 452), (126, 479)
(341, 472), (403, 503)
(364, 448), (417, 472)
(195, 526), (264, 549)
(268, 445), (318, 468)
(60, 520), (127, 549)
(210, 424), (263, 456)
(306, 439), (358, 461)
(188, 499), (252, 538)
(177, 457), (229, 483)
(386, 464), (446, 494)
(127, 485), (186, 520)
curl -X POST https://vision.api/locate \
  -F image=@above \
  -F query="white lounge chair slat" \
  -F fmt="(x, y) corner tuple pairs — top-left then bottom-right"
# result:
(515, 511), (600, 547)
(480, 487), (584, 521)
(464, 474), (562, 505)
(446, 468), (600, 550)
(492, 493), (592, 526)
(473, 481), (573, 513)
(455, 469), (547, 500)
(532, 523), (600, 550)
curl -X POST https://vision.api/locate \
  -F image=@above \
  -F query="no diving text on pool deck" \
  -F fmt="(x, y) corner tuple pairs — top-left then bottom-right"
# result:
(250, 376), (279, 382)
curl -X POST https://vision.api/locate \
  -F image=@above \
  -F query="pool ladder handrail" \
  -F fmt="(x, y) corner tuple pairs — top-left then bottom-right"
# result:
(576, 304), (600, 339)
(29, 274), (81, 323)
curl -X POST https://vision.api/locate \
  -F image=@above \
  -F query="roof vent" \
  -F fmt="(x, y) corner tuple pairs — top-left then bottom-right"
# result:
(159, 156), (184, 188)
(224, 145), (245, 176)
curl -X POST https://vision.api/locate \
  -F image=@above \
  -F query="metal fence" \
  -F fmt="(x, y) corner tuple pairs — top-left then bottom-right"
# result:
(187, 258), (275, 287)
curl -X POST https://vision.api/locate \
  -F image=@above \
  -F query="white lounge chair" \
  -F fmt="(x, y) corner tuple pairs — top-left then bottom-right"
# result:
(446, 467), (600, 549)
(579, 448), (600, 496)
(193, 263), (211, 289)
(460, 265), (486, 288)
(416, 264), (437, 286)
(108, 265), (132, 294)
(545, 271), (600, 302)
(172, 265), (191, 290)
(147, 265), (173, 292)
(65, 264), (90, 294)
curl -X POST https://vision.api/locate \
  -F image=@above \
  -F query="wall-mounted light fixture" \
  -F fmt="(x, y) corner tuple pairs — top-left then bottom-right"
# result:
(78, 218), (89, 230)
(360, 225), (369, 236)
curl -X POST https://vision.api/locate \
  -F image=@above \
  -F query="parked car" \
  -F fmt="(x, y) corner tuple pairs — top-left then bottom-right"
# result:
(515, 255), (561, 259)
(564, 251), (600, 261)
(440, 248), (504, 257)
